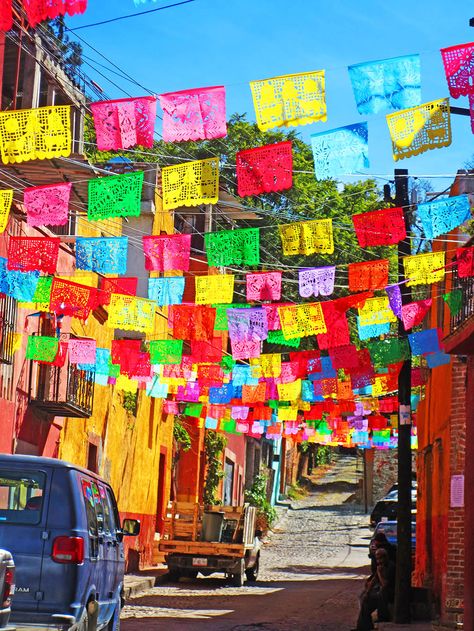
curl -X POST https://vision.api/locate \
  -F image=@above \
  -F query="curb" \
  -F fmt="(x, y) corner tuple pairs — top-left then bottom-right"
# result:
(123, 567), (168, 599)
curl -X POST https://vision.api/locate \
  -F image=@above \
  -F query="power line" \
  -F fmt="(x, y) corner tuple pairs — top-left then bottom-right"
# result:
(69, 0), (197, 31)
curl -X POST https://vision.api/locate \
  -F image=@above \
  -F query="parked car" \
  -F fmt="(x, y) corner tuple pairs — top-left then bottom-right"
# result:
(370, 520), (416, 553)
(0, 549), (15, 629)
(369, 488), (417, 529)
(0, 455), (140, 630)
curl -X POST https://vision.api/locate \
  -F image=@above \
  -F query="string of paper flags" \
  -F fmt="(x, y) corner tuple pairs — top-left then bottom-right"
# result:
(2, 12), (474, 448)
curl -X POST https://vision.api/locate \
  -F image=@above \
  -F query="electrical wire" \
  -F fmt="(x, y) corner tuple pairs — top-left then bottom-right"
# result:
(69, 0), (197, 32)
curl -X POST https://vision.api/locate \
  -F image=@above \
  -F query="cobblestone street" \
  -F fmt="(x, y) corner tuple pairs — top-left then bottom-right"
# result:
(121, 455), (374, 630)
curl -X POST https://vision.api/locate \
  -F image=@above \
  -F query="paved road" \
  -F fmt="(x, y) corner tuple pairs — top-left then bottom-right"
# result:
(122, 455), (372, 630)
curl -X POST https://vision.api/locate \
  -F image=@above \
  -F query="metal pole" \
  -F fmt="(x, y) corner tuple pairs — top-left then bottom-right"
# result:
(363, 449), (368, 514)
(393, 168), (413, 623)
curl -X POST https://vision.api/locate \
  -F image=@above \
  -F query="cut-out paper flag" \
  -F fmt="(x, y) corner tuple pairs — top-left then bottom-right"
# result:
(7, 236), (60, 274)
(408, 328), (441, 356)
(205, 228), (260, 267)
(353, 206), (406, 247)
(68, 339), (97, 365)
(91, 96), (157, 150)
(298, 266), (335, 298)
(143, 234), (191, 271)
(23, 0), (87, 27)
(368, 337), (410, 367)
(250, 70), (326, 131)
(426, 351), (451, 369)
(0, 257), (39, 302)
(440, 42), (474, 98)
(50, 278), (99, 321)
(246, 271), (282, 301)
(148, 277), (185, 306)
(278, 303), (327, 339)
(162, 157), (219, 210)
(357, 318), (390, 341)
(386, 98), (451, 161)
(88, 171), (144, 221)
(227, 307), (268, 343)
(317, 301), (350, 350)
(401, 299), (432, 330)
(236, 141), (292, 197)
(26, 335), (59, 362)
(25, 182), (71, 228)
(358, 296), (398, 327)
(0, 189), (13, 233)
(403, 251), (445, 286)
(0, 105), (71, 164)
(348, 259), (389, 292)
(385, 284), (403, 318)
(195, 274), (235, 305)
(98, 277), (138, 306)
(0, 0), (12, 31)
(108, 294), (155, 333)
(311, 123), (369, 180)
(443, 289), (463, 315)
(160, 85), (226, 142)
(417, 195), (471, 240)
(456, 246), (474, 277)
(348, 54), (421, 115)
(169, 305), (216, 341)
(19, 275), (52, 311)
(76, 237), (128, 275)
(279, 219), (334, 255)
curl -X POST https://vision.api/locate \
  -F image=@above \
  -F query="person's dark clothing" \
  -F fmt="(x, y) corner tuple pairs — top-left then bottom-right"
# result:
(369, 541), (396, 573)
(355, 560), (395, 631)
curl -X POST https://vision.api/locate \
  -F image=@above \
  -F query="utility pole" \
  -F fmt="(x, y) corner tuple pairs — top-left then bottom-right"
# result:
(394, 168), (413, 623)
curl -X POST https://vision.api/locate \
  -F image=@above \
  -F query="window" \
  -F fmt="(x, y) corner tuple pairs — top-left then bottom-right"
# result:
(80, 478), (99, 559)
(87, 443), (98, 473)
(0, 470), (45, 525)
(103, 486), (120, 535)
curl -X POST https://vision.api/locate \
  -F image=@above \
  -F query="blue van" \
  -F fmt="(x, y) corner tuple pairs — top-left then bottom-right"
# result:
(0, 455), (140, 630)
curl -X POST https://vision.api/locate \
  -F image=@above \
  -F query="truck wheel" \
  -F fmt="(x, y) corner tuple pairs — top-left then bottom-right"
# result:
(167, 569), (181, 582)
(184, 570), (198, 579)
(245, 554), (259, 582)
(231, 559), (245, 587)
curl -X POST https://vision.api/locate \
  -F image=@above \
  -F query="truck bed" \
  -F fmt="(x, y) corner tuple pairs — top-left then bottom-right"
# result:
(157, 502), (256, 559)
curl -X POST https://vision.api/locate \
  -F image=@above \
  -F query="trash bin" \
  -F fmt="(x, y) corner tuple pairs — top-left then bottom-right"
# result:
(201, 511), (225, 542)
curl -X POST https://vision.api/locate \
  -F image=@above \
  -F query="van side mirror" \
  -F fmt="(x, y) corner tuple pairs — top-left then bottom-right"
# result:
(122, 518), (140, 537)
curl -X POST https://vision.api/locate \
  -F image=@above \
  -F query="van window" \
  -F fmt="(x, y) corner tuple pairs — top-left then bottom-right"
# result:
(99, 484), (117, 535)
(81, 478), (99, 558)
(0, 470), (45, 525)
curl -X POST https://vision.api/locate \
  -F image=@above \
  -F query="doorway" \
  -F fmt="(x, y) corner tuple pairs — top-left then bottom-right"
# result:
(155, 449), (167, 533)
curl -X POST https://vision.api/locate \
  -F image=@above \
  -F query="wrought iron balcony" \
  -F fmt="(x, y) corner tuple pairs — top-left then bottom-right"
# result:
(29, 337), (95, 418)
(450, 268), (474, 334)
(0, 294), (18, 365)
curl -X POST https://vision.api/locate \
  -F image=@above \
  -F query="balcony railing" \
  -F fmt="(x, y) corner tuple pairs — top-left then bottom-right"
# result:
(450, 268), (474, 334)
(0, 294), (17, 365)
(29, 338), (95, 418)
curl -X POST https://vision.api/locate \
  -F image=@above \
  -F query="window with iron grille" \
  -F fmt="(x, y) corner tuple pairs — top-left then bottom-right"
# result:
(0, 294), (18, 365)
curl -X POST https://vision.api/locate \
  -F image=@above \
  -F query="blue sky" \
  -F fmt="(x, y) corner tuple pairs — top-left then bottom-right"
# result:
(68, 0), (474, 187)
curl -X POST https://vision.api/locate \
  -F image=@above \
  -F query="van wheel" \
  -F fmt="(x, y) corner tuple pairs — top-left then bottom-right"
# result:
(106, 606), (121, 630)
(83, 600), (99, 631)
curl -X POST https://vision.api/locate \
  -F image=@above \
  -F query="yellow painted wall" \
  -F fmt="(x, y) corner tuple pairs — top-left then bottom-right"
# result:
(58, 187), (177, 567)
